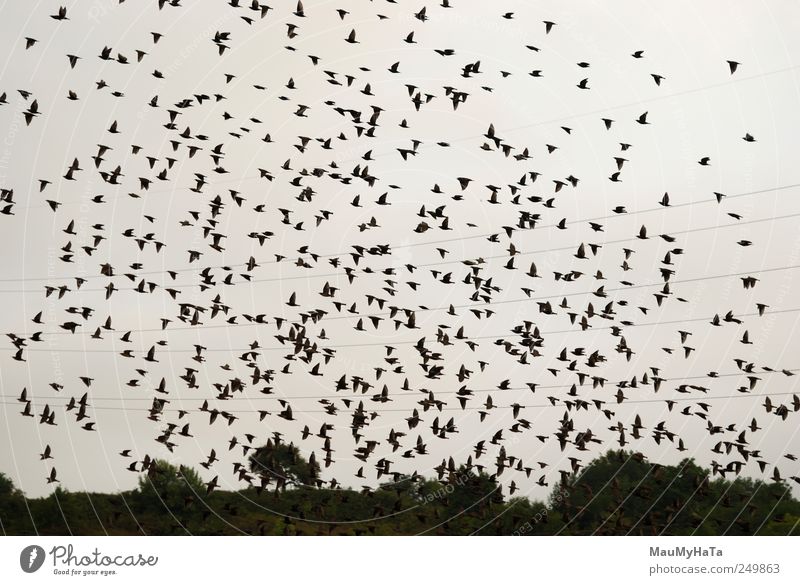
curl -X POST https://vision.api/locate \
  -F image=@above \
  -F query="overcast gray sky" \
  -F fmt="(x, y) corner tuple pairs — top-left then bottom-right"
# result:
(1, 0), (800, 501)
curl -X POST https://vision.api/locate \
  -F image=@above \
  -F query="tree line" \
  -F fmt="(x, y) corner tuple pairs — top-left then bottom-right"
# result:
(1, 448), (797, 535)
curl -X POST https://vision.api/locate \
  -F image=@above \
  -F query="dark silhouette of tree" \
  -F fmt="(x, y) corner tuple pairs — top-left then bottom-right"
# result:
(1, 451), (799, 535)
(135, 459), (204, 513)
(550, 449), (799, 535)
(0, 471), (17, 496)
(248, 440), (320, 490)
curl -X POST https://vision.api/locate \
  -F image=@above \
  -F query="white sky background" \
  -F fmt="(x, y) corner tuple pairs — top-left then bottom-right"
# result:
(0, 0), (799, 503)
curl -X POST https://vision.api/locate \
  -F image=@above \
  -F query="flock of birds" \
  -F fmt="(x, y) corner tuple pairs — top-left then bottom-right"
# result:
(1, 1), (799, 511)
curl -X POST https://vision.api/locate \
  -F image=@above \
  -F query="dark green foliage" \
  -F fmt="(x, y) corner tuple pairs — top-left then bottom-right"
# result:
(133, 460), (205, 518)
(0, 471), (17, 496)
(0, 451), (797, 535)
(551, 450), (800, 535)
(248, 441), (321, 489)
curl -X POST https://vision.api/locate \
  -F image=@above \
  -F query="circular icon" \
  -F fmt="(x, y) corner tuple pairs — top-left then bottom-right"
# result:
(19, 545), (46, 573)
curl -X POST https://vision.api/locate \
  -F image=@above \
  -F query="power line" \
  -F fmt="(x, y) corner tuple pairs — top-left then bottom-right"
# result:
(14, 61), (798, 215)
(4, 367), (797, 403)
(2, 181), (797, 286)
(12, 262), (800, 340)
(312, 261), (800, 322)
(6, 305), (800, 352)
(2, 204), (798, 298)
(1, 390), (795, 417)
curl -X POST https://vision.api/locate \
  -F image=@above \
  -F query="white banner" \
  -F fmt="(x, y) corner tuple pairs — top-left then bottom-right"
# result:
(0, 536), (797, 583)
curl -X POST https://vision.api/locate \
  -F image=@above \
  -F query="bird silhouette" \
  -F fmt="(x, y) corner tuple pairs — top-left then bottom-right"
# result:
(0, 1), (795, 517)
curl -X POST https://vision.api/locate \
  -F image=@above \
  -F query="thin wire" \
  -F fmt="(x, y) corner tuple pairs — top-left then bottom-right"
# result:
(4, 366), (797, 403)
(10, 262), (800, 340)
(7, 304), (800, 351)
(2, 390), (795, 416)
(2, 181), (797, 285)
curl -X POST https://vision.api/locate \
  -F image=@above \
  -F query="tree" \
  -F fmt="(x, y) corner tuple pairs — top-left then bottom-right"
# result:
(135, 460), (204, 512)
(3, 450), (800, 535)
(248, 440), (320, 489)
(0, 471), (18, 496)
